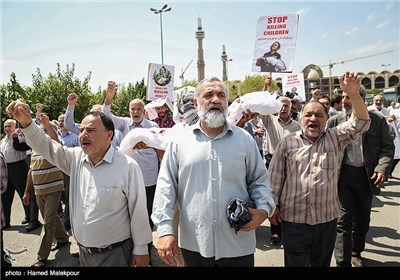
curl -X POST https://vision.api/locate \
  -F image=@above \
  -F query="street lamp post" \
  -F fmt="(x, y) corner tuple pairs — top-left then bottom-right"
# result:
(150, 4), (172, 65)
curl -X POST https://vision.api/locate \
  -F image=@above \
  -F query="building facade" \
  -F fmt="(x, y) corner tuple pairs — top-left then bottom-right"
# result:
(295, 64), (400, 101)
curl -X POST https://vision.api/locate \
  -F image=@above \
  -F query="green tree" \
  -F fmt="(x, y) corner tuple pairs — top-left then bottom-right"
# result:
(27, 63), (92, 121)
(109, 79), (147, 117)
(178, 79), (198, 89)
(1, 64), (93, 133)
(1, 73), (32, 134)
(229, 74), (279, 100)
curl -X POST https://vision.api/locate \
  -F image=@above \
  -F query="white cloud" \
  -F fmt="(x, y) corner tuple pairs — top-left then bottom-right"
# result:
(367, 14), (374, 22)
(386, 1), (394, 10)
(376, 20), (389, 29)
(345, 27), (358, 36)
(347, 40), (396, 55)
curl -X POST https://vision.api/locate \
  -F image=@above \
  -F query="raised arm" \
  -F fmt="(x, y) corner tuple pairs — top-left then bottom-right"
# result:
(262, 75), (272, 92)
(7, 100), (72, 175)
(64, 93), (81, 135)
(11, 129), (31, 151)
(339, 71), (369, 121)
(39, 114), (60, 142)
(7, 100), (33, 128)
(34, 103), (44, 125)
(104, 81), (117, 106)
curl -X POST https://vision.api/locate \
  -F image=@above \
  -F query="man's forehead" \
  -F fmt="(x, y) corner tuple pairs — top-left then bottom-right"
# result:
(202, 82), (224, 92)
(304, 102), (325, 112)
(82, 114), (100, 124)
(130, 100), (144, 107)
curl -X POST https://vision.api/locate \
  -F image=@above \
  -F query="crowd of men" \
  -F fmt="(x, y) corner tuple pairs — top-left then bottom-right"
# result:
(1, 72), (397, 267)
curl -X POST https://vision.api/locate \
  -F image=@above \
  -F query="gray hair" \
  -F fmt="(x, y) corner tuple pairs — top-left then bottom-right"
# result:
(278, 96), (291, 105)
(195, 77), (226, 99)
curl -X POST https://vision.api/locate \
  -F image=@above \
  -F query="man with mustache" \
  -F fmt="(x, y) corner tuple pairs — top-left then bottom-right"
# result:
(268, 71), (370, 267)
(328, 87), (394, 267)
(152, 77), (275, 267)
(5, 104), (152, 267)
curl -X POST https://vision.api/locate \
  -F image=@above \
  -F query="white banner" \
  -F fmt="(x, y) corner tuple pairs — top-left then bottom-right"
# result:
(281, 73), (305, 101)
(146, 63), (175, 100)
(252, 14), (299, 73)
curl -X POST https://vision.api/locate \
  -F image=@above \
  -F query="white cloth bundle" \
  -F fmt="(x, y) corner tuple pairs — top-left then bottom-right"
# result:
(227, 91), (283, 125)
(266, 57), (287, 72)
(119, 127), (173, 157)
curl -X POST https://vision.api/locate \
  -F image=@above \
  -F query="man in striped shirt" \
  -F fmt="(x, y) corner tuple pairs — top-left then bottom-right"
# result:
(22, 115), (69, 267)
(268, 71), (371, 266)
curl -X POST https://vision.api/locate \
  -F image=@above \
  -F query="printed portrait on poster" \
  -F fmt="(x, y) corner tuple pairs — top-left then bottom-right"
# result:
(147, 63), (175, 100)
(252, 14), (299, 73)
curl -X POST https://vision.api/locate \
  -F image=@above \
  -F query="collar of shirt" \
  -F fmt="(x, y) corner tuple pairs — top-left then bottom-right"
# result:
(129, 118), (140, 128)
(193, 121), (233, 140)
(81, 145), (115, 167)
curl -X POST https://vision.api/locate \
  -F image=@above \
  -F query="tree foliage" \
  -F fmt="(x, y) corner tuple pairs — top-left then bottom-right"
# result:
(108, 79), (147, 118)
(228, 74), (279, 100)
(1, 64), (150, 133)
(1, 64), (92, 134)
(179, 79), (198, 88)
(1, 65), (280, 136)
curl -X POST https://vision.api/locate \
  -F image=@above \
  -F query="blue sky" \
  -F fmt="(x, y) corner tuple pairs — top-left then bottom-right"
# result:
(2, 0), (399, 91)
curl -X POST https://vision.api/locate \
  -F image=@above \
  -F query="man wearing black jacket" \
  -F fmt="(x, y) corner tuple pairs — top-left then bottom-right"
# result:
(327, 86), (394, 267)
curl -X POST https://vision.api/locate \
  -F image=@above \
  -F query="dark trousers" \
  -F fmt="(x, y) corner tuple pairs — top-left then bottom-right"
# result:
(28, 187), (39, 223)
(145, 185), (156, 231)
(145, 185), (156, 262)
(270, 223), (281, 236)
(79, 239), (133, 267)
(281, 219), (337, 267)
(2, 160), (30, 226)
(334, 165), (373, 267)
(181, 248), (254, 267)
(389, 159), (399, 176)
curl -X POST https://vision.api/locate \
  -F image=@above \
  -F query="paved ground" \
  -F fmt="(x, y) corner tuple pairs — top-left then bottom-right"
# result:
(2, 165), (399, 269)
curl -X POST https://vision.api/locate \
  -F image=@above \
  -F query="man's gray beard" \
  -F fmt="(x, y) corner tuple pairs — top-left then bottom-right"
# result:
(303, 129), (321, 139)
(198, 109), (226, 128)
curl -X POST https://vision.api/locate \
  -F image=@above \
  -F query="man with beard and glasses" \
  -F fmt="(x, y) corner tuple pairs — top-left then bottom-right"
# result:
(268, 71), (370, 267)
(152, 77), (275, 267)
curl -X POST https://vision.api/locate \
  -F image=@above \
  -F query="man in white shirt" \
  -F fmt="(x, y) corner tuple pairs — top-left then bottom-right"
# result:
(6, 103), (152, 267)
